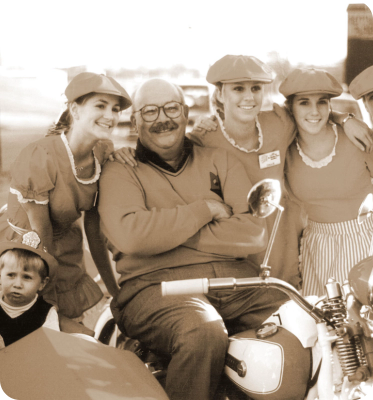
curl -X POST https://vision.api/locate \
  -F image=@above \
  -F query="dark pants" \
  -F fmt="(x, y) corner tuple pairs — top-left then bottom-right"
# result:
(111, 260), (288, 400)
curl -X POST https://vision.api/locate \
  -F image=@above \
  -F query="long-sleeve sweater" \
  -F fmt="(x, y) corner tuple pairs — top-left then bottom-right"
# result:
(98, 139), (267, 285)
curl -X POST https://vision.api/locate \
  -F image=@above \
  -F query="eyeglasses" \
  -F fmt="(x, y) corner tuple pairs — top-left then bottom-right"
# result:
(133, 101), (184, 122)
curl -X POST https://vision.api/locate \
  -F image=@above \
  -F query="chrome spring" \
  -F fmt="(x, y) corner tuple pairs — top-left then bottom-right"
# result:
(335, 337), (360, 376)
(323, 298), (346, 328)
(354, 336), (368, 367)
(323, 279), (361, 378)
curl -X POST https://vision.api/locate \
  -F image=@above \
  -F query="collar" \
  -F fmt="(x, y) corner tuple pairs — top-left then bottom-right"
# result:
(136, 137), (193, 173)
(295, 120), (338, 168)
(215, 112), (263, 153)
(60, 133), (101, 185)
(0, 292), (38, 318)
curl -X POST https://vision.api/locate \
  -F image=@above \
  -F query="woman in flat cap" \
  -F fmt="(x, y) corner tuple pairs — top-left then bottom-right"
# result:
(350, 65), (373, 123)
(187, 55), (371, 289)
(0, 72), (132, 326)
(280, 68), (373, 296)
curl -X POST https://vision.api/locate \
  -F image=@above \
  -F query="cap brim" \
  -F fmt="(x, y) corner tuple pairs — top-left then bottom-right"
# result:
(219, 77), (273, 84)
(355, 89), (373, 99)
(289, 90), (341, 98)
(0, 242), (57, 282)
(91, 90), (132, 111)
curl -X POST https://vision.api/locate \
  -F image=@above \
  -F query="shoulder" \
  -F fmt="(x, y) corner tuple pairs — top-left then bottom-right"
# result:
(336, 124), (357, 147)
(13, 137), (63, 174)
(336, 124), (366, 156)
(188, 116), (224, 148)
(17, 136), (60, 157)
(192, 144), (242, 169)
(100, 159), (142, 186)
(101, 158), (132, 175)
(10, 137), (59, 190)
(259, 103), (296, 144)
(259, 103), (295, 129)
(192, 142), (229, 159)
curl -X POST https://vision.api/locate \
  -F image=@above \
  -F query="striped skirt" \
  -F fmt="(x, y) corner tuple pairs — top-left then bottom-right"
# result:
(300, 216), (373, 296)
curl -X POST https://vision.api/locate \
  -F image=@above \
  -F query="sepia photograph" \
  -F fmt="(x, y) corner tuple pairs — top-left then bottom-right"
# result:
(1, 1), (373, 399)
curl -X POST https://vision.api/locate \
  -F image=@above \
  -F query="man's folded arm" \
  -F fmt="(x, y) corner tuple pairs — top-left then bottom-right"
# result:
(182, 152), (268, 258)
(98, 164), (213, 256)
(183, 214), (267, 258)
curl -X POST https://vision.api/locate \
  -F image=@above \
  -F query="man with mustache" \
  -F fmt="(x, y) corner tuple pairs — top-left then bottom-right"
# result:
(98, 79), (291, 400)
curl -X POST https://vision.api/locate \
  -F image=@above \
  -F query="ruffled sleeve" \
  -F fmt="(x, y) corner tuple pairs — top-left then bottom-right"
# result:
(93, 139), (114, 165)
(10, 143), (57, 204)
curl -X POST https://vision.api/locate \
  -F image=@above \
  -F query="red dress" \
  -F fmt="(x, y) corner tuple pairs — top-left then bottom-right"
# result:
(0, 133), (113, 318)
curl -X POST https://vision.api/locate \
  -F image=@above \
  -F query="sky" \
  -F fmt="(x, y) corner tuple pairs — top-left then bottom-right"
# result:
(0, 0), (372, 74)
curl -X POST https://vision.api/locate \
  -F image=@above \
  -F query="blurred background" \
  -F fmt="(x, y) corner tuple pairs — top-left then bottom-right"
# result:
(1, 1), (373, 199)
(0, 0), (372, 318)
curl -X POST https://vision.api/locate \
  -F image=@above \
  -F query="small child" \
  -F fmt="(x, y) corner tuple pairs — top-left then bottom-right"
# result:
(349, 65), (373, 120)
(0, 231), (59, 348)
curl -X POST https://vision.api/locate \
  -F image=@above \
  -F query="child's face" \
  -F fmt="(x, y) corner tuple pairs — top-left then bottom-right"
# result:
(0, 257), (48, 307)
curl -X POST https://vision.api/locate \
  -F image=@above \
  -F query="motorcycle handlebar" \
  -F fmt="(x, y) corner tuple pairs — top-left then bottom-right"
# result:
(162, 276), (326, 324)
(161, 278), (209, 296)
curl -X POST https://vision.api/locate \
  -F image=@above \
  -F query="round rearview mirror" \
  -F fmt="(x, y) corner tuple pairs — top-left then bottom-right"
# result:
(349, 256), (373, 307)
(358, 193), (373, 225)
(247, 179), (282, 218)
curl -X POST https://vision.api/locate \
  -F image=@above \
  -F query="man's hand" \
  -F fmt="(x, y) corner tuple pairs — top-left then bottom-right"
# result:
(108, 146), (137, 167)
(205, 199), (232, 220)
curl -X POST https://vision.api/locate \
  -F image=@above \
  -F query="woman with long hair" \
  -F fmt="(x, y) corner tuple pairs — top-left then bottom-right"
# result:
(0, 72), (132, 324)
(281, 68), (373, 296)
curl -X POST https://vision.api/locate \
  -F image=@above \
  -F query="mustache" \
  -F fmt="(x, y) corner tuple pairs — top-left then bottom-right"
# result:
(149, 120), (179, 133)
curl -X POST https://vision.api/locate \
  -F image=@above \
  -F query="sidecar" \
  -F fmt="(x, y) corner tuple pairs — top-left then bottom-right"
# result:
(0, 327), (169, 400)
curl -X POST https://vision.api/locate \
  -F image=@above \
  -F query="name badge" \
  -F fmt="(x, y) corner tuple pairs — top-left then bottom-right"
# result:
(259, 151), (281, 169)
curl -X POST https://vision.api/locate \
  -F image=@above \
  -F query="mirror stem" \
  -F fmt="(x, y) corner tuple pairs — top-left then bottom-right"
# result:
(260, 202), (284, 278)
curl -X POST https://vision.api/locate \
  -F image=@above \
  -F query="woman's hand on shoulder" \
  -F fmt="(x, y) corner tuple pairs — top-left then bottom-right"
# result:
(108, 147), (137, 167)
(191, 115), (218, 136)
(343, 117), (373, 153)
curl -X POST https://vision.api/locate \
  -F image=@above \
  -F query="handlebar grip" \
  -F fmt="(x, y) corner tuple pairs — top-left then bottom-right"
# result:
(161, 278), (209, 296)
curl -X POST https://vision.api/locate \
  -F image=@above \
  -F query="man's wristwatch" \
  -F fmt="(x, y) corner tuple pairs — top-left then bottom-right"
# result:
(342, 113), (355, 125)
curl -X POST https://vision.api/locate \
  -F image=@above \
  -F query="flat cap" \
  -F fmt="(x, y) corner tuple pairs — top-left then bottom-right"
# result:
(206, 55), (274, 85)
(279, 68), (343, 98)
(349, 66), (373, 99)
(65, 72), (132, 110)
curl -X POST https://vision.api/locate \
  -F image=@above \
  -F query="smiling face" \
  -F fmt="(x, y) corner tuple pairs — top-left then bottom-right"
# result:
(363, 92), (373, 119)
(291, 93), (331, 136)
(132, 79), (188, 160)
(0, 253), (48, 307)
(218, 81), (263, 124)
(72, 93), (121, 140)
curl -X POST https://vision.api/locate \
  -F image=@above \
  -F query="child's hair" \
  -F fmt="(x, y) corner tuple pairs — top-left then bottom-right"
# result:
(0, 249), (49, 281)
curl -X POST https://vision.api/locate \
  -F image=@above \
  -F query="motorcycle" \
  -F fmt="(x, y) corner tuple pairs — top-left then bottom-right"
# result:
(95, 180), (373, 400)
